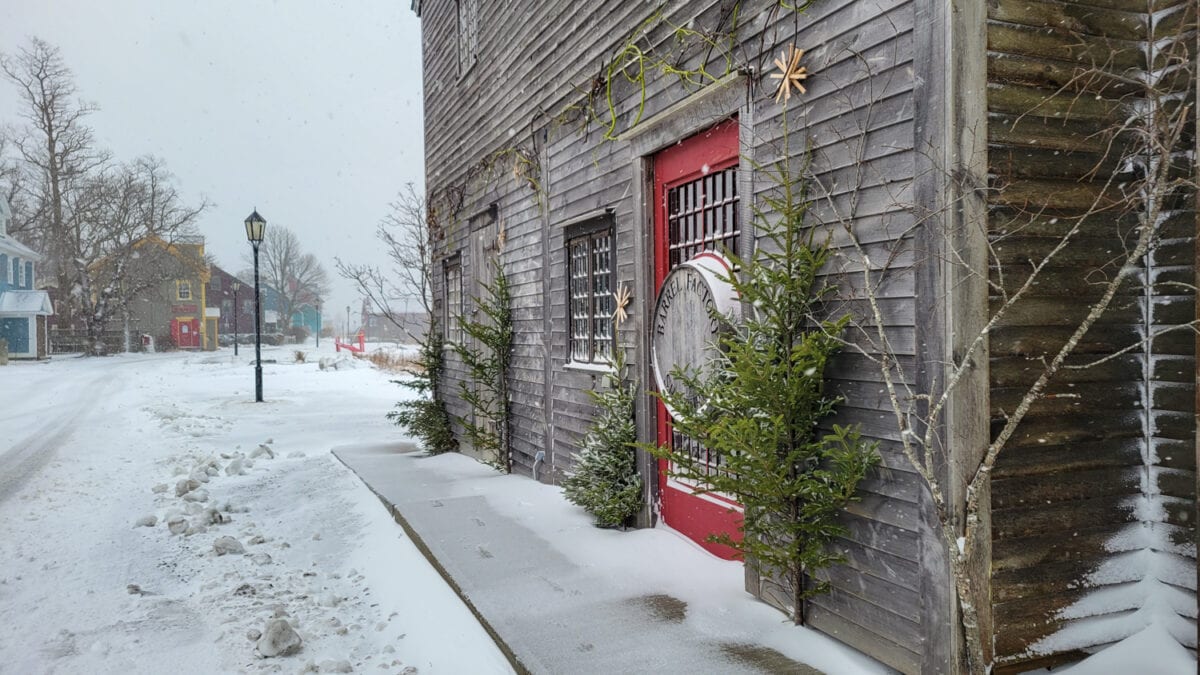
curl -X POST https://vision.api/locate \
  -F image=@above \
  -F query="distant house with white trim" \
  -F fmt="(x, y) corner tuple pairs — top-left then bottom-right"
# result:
(0, 198), (53, 360)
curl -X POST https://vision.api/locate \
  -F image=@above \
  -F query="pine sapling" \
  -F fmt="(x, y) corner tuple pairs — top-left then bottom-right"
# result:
(563, 318), (643, 527)
(653, 162), (878, 625)
(387, 315), (456, 454)
(453, 259), (514, 472)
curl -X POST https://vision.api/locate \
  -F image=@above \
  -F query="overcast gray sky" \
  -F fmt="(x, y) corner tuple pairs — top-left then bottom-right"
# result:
(0, 0), (424, 325)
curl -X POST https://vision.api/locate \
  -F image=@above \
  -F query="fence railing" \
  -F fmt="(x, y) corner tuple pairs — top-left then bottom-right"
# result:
(49, 329), (135, 355)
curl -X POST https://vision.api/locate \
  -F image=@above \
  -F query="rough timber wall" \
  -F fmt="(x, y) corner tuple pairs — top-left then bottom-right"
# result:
(985, 1), (1198, 670)
(421, 1), (929, 671)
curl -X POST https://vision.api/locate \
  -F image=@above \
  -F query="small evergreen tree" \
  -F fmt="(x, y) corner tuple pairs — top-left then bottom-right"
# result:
(562, 324), (643, 527)
(454, 259), (513, 472)
(387, 315), (457, 454)
(653, 163), (878, 625)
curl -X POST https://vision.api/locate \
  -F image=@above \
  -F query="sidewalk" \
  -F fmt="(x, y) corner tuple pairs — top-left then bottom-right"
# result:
(334, 443), (881, 675)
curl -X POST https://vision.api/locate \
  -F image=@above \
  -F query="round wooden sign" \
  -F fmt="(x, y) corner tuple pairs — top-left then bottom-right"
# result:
(651, 251), (740, 419)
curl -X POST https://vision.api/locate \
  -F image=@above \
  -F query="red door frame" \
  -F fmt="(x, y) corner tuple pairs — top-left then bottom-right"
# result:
(652, 118), (742, 559)
(171, 318), (200, 349)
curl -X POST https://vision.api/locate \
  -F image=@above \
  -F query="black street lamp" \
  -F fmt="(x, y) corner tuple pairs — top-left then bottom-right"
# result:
(245, 209), (267, 402)
(232, 280), (241, 357)
(345, 304), (350, 340)
(315, 297), (321, 348)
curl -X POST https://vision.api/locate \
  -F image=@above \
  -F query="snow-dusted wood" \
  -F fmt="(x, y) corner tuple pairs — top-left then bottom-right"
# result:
(985, 0), (1198, 670)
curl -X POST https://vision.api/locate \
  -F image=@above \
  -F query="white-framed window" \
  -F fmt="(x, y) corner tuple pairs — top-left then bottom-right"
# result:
(177, 280), (192, 301)
(445, 256), (463, 345)
(14, 256), (23, 287)
(567, 220), (615, 364)
(456, 0), (479, 76)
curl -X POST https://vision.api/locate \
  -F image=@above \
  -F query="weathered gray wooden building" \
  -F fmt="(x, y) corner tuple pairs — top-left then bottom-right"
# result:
(413, 0), (1197, 671)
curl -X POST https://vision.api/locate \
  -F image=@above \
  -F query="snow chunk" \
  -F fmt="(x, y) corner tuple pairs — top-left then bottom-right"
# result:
(175, 478), (201, 497)
(182, 489), (209, 503)
(250, 444), (275, 460)
(256, 619), (302, 657)
(151, 483), (169, 494)
(213, 536), (245, 556)
(225, 458), (246, 476)
(167, 516), (189, 535)
(204, 508), (231, 525)
(133, 515), (158, 528)
(319, 660), (353, 673)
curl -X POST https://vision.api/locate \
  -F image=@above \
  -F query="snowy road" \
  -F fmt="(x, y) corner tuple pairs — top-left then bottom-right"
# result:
(0, 348), (511, 675)
(0, 367), (116, 503)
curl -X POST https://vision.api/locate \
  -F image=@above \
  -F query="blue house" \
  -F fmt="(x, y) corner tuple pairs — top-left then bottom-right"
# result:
(0, 198), (53, 359)
(290, 303), (320, 336)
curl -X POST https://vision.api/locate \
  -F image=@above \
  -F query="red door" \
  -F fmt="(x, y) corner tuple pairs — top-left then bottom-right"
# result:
(171, 318), (200, 349)
(653, 118), (742, 559)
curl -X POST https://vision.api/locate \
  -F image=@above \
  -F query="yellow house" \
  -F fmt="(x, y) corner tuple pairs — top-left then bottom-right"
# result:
(120, 235), (215, 350)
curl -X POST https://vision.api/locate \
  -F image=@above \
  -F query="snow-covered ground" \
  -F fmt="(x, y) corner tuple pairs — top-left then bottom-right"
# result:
(0, 344), (511, 675)
(1, 343), (1193, 674)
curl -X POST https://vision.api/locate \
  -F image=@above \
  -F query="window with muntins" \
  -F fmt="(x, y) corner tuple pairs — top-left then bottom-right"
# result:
(177, 280), (192, 300)
(456, 0), (479, 76)
(567, 225), (614, 364)
(445, 258), (462, 345)
(667, 164), (740, 270)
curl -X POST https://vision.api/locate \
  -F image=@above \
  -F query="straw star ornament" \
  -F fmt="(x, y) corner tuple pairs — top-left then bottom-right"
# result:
(769, 44), (808, 104)
(612, 285), (632, 326)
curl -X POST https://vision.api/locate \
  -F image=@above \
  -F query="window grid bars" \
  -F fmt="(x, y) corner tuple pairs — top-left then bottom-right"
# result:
(665, 165), (739, 480)
(569, 229), (614, 363)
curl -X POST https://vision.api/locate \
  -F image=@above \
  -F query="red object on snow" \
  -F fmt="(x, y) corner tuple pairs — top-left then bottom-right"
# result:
(334, 331), (366, 354)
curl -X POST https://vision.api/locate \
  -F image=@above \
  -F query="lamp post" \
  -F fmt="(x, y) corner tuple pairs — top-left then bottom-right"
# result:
(232, 281), (241, 356)
(244, 210), (267, 402)
(315, 298), (321, 348)
(345, 305), (350, 340)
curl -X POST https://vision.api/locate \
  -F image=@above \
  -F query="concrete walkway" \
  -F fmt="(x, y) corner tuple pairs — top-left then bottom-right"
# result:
(334, 442), (831, 675)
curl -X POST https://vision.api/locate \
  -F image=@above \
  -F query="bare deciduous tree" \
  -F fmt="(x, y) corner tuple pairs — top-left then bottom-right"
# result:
(336, 183), (433, 343)
(1, 37), (110, 327)
(248, 225), (330, 331)
(76, 157), (207, 353)
(805, 21), (1196, 673)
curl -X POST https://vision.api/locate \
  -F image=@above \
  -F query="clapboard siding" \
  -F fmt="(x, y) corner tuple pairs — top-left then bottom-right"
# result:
(414, 0), (1194, 671)
(985, 0), (1198, 668)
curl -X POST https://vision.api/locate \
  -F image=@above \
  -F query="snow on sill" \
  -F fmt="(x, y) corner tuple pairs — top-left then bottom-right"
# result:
(562, 360), (614, 374)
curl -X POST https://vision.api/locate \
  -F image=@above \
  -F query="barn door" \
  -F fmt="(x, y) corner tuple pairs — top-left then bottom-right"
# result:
(652, 118), (742, 559)
(468, 206), (505, 464)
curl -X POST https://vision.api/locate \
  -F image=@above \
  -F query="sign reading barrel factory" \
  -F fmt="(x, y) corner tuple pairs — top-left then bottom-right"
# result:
(652, 251), (741, 418)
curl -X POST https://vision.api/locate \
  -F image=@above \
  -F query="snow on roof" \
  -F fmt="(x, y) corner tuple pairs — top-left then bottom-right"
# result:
(0, 290), (53, 315)
(0, 232), (41, 261)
